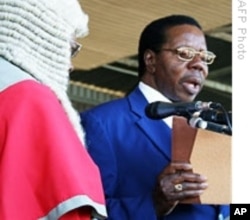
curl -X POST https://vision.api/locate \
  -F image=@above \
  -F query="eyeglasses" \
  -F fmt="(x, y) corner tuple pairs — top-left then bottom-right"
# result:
(160, 46), (216, 65)
(71, 41), (82, 58)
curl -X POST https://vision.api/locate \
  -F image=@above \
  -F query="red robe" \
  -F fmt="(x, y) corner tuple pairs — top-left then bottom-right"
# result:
(0, 80), (107, 219)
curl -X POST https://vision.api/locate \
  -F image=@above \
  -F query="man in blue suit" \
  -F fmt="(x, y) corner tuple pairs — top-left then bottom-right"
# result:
(80, 15), (230, 219)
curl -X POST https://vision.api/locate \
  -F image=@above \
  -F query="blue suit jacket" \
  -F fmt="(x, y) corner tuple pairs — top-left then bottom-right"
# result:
(81, 86), (229, 220)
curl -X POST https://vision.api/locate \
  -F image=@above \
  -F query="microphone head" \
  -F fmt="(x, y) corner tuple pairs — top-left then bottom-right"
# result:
(145, 101), (165, 119)
(145, 101), (194, 119)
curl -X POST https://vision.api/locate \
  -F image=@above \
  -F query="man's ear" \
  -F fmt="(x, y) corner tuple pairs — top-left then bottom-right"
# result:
(144, 49), (156, 74)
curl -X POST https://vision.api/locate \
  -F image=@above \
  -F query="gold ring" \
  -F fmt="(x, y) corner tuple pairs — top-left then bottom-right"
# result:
(174, 183), (183, 192)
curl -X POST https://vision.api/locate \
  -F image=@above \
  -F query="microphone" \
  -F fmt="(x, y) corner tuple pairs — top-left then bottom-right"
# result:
(189, 116), (232, 136)
(199, 109), (232, 125)
(145, 101), (220, 119)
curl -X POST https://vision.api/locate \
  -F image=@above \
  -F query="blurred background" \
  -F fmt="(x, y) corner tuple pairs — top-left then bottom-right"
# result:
(69, 0), (232, 112)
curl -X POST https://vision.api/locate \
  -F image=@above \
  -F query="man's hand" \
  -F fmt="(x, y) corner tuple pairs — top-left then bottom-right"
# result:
(153, 162), (208, 216)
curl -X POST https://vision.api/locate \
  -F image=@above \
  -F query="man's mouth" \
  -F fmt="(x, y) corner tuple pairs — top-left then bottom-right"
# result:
(182, 78), (202, 95)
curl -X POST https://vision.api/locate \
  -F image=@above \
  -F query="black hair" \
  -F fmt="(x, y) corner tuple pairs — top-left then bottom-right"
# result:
(138, 15), (202, 78)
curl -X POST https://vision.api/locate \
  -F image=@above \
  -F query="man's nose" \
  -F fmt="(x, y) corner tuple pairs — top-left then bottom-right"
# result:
(188, 56), (208, 76)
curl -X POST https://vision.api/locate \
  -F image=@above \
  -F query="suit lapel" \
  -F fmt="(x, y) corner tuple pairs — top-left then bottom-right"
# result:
(127, 87), (172, 161)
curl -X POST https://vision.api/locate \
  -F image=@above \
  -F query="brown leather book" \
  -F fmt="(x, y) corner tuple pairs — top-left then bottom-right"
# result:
(172, 116), (231, 204)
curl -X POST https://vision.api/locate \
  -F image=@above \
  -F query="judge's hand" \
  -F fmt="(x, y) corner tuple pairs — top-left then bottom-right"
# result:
(153, 162), (208, 216)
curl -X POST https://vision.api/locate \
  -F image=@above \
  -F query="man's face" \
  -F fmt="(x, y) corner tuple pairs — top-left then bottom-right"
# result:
(143, 24), (209, 102)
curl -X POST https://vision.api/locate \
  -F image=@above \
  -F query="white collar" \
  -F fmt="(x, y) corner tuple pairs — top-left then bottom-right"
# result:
(138, 81), (171, 104)
(138, 81), (173, 128)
